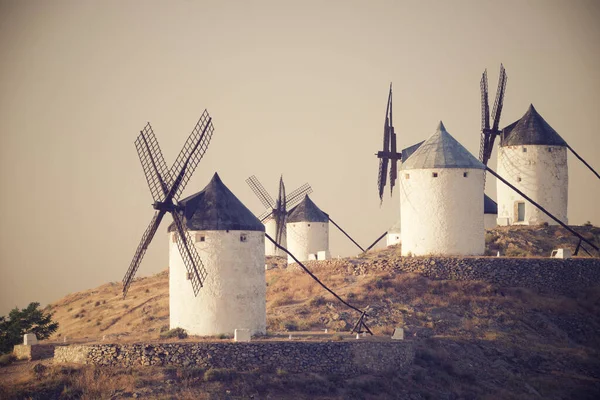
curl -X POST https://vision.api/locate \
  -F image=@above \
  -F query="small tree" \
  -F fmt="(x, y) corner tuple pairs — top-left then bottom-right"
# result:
(0, 302), (58, 353)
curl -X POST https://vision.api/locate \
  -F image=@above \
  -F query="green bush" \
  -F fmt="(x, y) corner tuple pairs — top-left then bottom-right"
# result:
(160, 328), (188, 339)
(0, 302), (59, 354)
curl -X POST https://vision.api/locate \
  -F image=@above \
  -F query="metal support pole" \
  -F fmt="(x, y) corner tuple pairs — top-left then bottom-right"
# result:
(328, 217), (365, 253)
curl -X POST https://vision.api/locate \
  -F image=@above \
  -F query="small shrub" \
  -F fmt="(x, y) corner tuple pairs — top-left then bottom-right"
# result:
(145, 289), (150, 293)
(123, 304), (129, 309)
(204, 368), (237, 382)
(31, 362), (48, 378)
(159, 325), (169, 333)
(94, 301), (100, 307)
(217, 333), (228, 339)
(332, 334), (344, 341)
(584, 221), (593, 227)
(102, 300), (106, 305)
(309, 295), (326, 307)
(67, 308), (73, 312)
(0, 353), (15, 367)
(283, 321), (298, 331)
(160, 327), (188, 339)
(276, 368), (287, 376)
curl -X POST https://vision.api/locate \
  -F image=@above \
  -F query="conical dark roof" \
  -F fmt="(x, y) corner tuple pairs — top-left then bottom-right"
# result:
(287, 195), (329, 223)
(484, 194), (498, 214)
(168, 173), (264, 232)
(501, 104), (566, 147)
(401, 122), (485, 171)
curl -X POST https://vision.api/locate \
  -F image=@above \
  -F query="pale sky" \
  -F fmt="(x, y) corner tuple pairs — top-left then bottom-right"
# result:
(1, 0), (599, 315)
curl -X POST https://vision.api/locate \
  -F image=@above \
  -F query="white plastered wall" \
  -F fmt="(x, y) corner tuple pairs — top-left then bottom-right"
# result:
(286, 221), (329, 263)
(169, 230), (266, 336)
(400, 168), (484, 256)
(484, 214), (497, 230)
(264, 218), (286, 257)
(496, 145), (568, 225)
(386, 233), (401, 247)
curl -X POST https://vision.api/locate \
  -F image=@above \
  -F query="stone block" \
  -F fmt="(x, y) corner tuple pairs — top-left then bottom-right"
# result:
(24, 333), (38, 345)
(317, 250), (331, 260)
(308, 253), (318, 261)
(551, 248), (572, 259)
(391, 327), (404, 340)
(234, 329), (251, 342)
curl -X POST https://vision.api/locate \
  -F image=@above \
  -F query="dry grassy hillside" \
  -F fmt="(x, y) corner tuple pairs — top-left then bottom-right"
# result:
(3, 225), (600, 399)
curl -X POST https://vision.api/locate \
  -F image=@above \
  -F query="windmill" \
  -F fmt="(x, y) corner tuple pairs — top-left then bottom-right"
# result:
(246, 175), (312, 253)
(375, 83), (402, 203)
(122, 110), (215, 297)
(479, 64), (508, 185)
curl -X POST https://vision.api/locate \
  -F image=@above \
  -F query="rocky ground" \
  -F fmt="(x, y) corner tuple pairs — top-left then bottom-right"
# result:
(1, 225), (600, 399)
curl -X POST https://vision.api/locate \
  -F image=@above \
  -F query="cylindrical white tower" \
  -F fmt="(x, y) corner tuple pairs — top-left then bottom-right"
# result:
(400, 122), (485, 256)
(264, 218), (286, 257)
(286, 195), (330, 263)
(496, 104), (568, 226)
(168, 173), (266, 336)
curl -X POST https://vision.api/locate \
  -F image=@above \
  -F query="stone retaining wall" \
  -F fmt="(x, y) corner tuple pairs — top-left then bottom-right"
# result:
(390, 257), (600, 297)
(54, 341), (414, 377)
(13, 344), (56, 361)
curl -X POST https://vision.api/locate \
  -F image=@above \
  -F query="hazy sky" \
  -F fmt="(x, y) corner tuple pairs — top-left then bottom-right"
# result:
(1, 0), (599, 315)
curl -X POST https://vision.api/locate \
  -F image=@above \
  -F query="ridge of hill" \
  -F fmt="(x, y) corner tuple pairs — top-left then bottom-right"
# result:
(3, 225), (600, 399)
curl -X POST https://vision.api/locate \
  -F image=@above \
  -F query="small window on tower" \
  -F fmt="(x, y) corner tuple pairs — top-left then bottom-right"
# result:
(432, 172), (438, 178)
(308, 223), (311, 227)
(548, 147), (552, 152)
(240, 234), (247, 242)
(523, 147), (527, 152)
(186, 272), (192, 280)
(195, 233), (205, 243)
(517, 177), (522, 182)
(405, 174), (410, 179)
(463, 172), (468, 178)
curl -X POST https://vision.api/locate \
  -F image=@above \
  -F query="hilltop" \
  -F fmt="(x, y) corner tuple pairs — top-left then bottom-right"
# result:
(2, 225), (600, 399)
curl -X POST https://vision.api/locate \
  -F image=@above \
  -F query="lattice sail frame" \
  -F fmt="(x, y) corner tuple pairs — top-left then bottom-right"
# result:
(123, 110), (214, 297)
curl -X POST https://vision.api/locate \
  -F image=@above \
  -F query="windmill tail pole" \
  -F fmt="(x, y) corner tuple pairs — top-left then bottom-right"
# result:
(265, 233), (366, 316)
(328, 217), (365, 253)
(486, 167), (599, 252)
(567, 145), (600, 181)
(365, 231), (388, 252)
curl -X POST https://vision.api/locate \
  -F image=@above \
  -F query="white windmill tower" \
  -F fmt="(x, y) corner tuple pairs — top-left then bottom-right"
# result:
(286, 195), (331, 263)
(400, 122), (486, 256)
(496, 104), (568, 226)
(168, 173), (266, 336)
(246, 175), (312, 257)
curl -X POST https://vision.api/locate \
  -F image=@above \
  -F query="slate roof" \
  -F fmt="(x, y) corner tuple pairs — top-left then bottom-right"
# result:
(484, 194), (498, 214)
(401, 122), (486, 171)
(167, 173), (265, 232)
(501, 104), (567, 147)
(287, 195), (329, 223)
(401, 141), (425, 162)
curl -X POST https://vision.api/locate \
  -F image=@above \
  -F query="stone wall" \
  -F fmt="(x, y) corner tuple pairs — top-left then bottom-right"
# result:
(54, 341), (414, 377)
(389, 257), (600, 297)
(13, 344), (56, 361)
